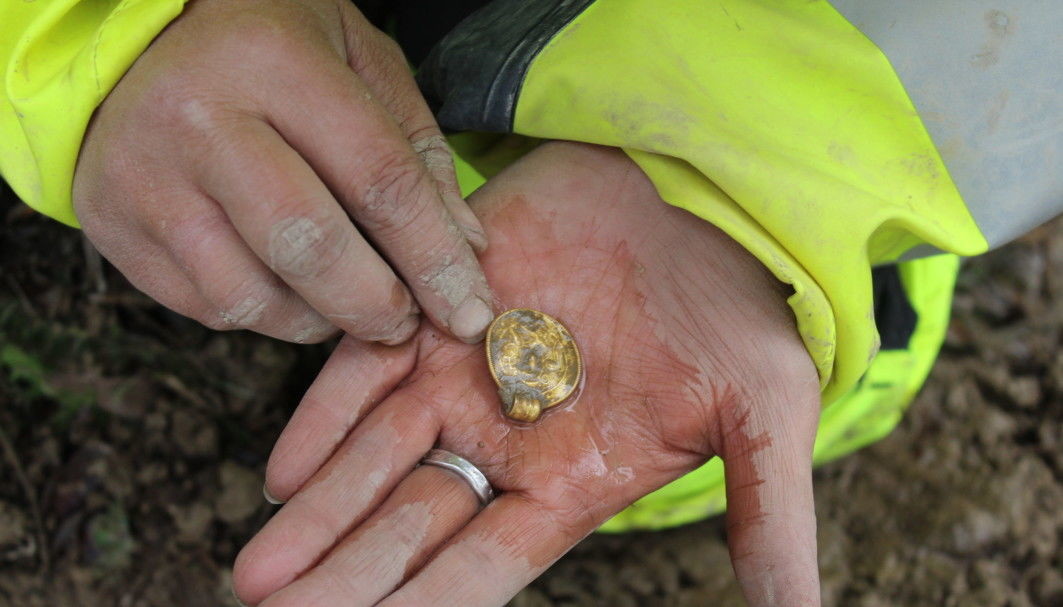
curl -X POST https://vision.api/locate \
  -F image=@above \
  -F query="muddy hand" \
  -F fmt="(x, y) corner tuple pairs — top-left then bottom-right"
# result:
(74, 0), (492, 345)
(233, 143), (823, 606)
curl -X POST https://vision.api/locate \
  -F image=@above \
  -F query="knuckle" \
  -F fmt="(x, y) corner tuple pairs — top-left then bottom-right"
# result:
(267, 215), (351, 279)
(137, 19), (311, 138)
(229, 10), (313, 62)
(164, 206), (227, 256)
(145, 67), (209, 120)
(137, 54), (247, 138)
(164, 90), (239, 144)
(209, 277), (279, 330)
(416, 250), (480, 304)
(410, 133), (459, 186)
(408, 128), (446, 153)
(355, 151), (435, 234)
(142, 76), (240, 154)
(352, 28), (404, 73)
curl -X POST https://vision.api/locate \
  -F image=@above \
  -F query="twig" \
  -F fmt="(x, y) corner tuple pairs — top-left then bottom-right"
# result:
(0, 419), (50, 575)
(81, 234), (107, 295)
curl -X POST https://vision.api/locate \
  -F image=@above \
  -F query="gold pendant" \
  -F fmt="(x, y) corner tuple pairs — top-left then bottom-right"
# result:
(486, 309), (582, 423)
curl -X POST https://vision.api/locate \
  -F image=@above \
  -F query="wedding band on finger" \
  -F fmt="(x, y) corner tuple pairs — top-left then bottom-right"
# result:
(419, 449), (494, 505)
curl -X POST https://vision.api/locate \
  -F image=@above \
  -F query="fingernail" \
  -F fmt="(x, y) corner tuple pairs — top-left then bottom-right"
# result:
(232, 586), (249, 607)
(263, 484), (284, 505)
(380, 314), (420, 346)
(449, 296), (494, 344)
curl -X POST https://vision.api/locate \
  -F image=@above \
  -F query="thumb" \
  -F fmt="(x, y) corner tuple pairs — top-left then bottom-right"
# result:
(717, 373), (822, 607)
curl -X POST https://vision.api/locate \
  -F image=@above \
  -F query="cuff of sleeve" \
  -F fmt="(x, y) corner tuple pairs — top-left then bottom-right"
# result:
(1, 0), (187, 227)
(511, 0), (989, 403)
(625, 150), (839, 395)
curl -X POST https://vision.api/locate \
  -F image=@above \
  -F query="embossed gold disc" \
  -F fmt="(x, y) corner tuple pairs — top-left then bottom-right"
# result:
(486, 309), (582, 423)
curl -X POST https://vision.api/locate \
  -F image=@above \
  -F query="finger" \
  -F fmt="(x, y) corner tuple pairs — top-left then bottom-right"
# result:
(717, 396), (821, 607)
(264, 334), (418, 502)
(154, 189), (337, 343)
(75, 184), (219, 326)
(410, 134), (487, 252)
(346, 24), (487, 251)
(260, 463), (482, 607)
(195, 117), (421, 345)
(378, 493), (592, 606)
(83, 224), (214, 323)
(232, 391), (440, 606)
(260, 51), (495, 344)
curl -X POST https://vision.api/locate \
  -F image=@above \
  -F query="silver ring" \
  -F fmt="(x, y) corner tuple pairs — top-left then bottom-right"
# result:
(420, 449), (494, 505)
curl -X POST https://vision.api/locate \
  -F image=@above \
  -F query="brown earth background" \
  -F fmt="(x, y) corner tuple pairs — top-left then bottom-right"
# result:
(1, 186), (1059, 606)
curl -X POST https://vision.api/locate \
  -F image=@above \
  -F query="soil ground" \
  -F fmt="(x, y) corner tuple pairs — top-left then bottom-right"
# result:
(1, 185), (1059, 606)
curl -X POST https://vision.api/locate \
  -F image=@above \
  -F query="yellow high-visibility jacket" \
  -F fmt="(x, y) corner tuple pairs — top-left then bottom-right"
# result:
(3, 0), (1060, 530)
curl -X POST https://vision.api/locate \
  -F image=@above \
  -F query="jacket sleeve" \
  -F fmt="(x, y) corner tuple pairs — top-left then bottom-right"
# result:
(0, 0), (187, 227)
(419, 0), (1062, 405)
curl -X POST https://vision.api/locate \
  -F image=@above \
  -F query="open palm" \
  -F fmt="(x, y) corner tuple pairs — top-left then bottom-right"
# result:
(233, 143), (822, 606)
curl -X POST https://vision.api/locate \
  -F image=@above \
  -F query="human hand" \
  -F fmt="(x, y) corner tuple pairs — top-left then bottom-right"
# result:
(234, 143), (823, 606)
(73, 0), (493, 345)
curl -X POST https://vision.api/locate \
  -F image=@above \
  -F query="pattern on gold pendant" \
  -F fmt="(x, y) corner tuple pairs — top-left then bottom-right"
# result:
(486, 309), (582, 423)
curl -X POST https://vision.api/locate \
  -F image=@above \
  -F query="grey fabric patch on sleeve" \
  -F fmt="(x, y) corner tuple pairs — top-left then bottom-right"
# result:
(417, 0), (595, 133)
(831, 0), (1062, 250)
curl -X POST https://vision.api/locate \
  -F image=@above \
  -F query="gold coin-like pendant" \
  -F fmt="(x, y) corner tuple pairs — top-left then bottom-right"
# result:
(486, 309), (582, 423)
